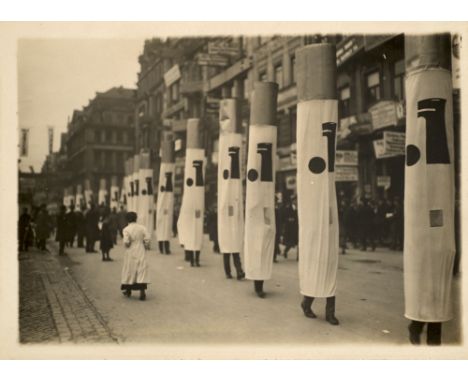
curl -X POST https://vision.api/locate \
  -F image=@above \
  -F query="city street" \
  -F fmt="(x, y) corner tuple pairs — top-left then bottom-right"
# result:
(50, 235), (461, 345)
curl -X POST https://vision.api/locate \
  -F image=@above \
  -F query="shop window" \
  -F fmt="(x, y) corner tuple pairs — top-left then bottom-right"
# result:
(274, 63), (283, 89)
(339, 86), (351, 118)
(366, 70), (381, 106)
(393, 59), (405, 101)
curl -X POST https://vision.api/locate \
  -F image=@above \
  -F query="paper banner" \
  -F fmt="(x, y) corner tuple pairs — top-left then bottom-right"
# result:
(244, 125), (276, 280)
(156, 162), (175, 241)
(404, 68), (455, 322)
(177, 148), (206, 251)
(217, 132), (244, 253)
(297, 99), (339, 298)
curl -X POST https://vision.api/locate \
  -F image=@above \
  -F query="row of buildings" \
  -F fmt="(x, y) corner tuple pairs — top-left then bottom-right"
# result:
(40, 33), (460, 211)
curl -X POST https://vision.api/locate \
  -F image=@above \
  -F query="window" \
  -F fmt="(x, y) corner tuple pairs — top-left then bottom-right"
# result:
(393, 59), (405, 101)
(116, 131), (122, 143)
(290, 55), (296, 85)
(274, 64), (283, 89)
(339, 86), (351, 118)
(366, 70), (381, 106)
(259, 71), (267, 82)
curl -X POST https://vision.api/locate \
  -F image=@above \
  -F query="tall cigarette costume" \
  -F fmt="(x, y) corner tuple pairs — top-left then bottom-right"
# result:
(126, 157), (134, 212)
(296, 44), (340, 325)
(217, 98), (246, 280)
(110, 176), (120, 211)
(404, 34), (455, 346)
(98, 178), (108, 207)
(177, 118), (206, 267)
(137, 150), (154, 235)
(244, 82), (278, 297)
(132, 154), (141, 214)
(156, 131), (175, 255)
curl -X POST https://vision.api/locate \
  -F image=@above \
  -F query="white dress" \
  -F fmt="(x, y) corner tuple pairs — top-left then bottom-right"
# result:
(121, 222), (150, 288)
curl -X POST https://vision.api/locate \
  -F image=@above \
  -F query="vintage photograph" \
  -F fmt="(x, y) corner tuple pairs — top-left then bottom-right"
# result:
(2, 22), (466, 358)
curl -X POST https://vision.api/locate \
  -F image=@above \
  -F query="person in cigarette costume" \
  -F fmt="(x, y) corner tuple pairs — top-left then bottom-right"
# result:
(296, 44), (340, 325)
(177, 118), (206, 267)
(217, 98), (246, 280)
(156, 132), (175, 255)
(137, 150), (154, 236)
(404, 35), (456, 346)
(244, 82), (278, 298)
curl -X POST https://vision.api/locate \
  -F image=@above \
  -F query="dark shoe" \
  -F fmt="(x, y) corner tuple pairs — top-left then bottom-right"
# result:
(256, 291), (266, 298)
(301, 300), (317, 319)
(237, 272), (245, 280)
(102, 258), (106, 262)
(139, 291), (146, 301)
(408, 324), (421, 345)
(226, 274), (233, 279)
(123, 290), (131, 298)
(325, 296), (340, 325)
(107, 258), (113, 261)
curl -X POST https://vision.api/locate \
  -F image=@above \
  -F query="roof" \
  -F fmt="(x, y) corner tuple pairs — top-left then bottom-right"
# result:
(96, 86), (136, 100)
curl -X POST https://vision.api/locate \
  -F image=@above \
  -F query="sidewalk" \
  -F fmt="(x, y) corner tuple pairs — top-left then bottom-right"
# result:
(19, 243), (117, 344)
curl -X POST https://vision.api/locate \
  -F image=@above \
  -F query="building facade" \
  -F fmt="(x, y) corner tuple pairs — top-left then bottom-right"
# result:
(65, 87), (136, 199)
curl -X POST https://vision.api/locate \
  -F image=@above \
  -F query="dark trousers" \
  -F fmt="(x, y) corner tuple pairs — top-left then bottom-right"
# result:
(85, 235), (95, 252)
(254, 280), (264, 293)
(68, 231), (76, 247)
(223, 253), (243, 277)
(59, 240), (66, 255)
(186, 250), (200, 266)
(409, 320), (442, 345)
(158, 241), (171, 254)
(77, 232), (84, 248)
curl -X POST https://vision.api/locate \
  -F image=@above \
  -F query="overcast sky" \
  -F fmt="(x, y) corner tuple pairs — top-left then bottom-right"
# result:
(17, 38), (144, 172)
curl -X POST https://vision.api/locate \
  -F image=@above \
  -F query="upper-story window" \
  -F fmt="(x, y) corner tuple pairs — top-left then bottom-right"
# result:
(290, 55), (296, 85)
(393, 59), (405, 101)
(339, 86), (351, 118)
(274, 63), (283, 89)
(366, 70), (381, 106)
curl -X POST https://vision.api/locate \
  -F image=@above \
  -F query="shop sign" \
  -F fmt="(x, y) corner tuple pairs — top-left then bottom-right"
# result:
(336, 150), (358, 166)
(349, 122), (373, 135)
(363, 35), (396, 51)
(278, 155), (295, 172)
(336, 36), (364, 65)
(452, 34), (461, 90)
(163, 65), (181, 87)
(338, 115), (356, 139)
(377, 175), (391, 190)
(335, 166), (358, 182)
(373, 131), (405, 158)
(369, 100), (405, 130)
(208, 42), (240, 56)
(197, 53), (229, 67)
(174, 138), (182, 152)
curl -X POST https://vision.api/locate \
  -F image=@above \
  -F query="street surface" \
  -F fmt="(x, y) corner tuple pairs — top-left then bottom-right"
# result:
(52, 235), (461, 345)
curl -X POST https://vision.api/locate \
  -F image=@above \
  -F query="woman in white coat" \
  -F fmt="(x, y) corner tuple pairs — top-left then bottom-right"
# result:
(121, 212), (151, 301)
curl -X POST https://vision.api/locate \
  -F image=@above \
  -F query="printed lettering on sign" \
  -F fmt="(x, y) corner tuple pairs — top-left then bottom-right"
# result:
(406, 98), (451, 166)
(247, 143), (273, 182)
(160, 172), (173, 192)
(223, 146), (240, 180)
(308, 122), (337, 174)
(186, 160), (204, 187)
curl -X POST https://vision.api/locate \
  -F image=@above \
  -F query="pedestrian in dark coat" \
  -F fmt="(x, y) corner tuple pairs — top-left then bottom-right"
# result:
(117, 205), (127, 238)
(35, 204), (51, 251)
(75, 206), (86, 248)
(18, 207), (32, 251)
(390, 198), (404, 251)
(338, 199), (348, 254)
(85, 203), (100, 253)
(109, 207), (119, 245)
(207, 206), (219, 254)
(282, 198), (298, 259)
(374, 198), (387, 246)
(56, 205), (68, 256)
(66, 204), (77, 247)
(99, 214), (114, 261)
(358, 198), (376, 251)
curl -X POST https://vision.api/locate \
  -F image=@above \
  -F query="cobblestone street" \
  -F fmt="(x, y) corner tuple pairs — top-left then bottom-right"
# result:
(19, 244), (117, 344)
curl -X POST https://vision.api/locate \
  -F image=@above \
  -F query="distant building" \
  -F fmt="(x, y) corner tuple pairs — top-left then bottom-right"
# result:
(65, 86), (136, 197)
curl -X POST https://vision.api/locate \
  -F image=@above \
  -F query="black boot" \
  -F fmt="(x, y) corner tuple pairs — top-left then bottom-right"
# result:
(408, 320), (424, 345)
(223, 253), (232, 278)
(158, 241), (164, 254)
(254, 280), (265, 298)
(325, 296), (340, 325)
(301, 296), (316, 319)
(185, 250), (190, 262)
(139, 289), (146, 301)
(189, 251), (194, 267)
(195, 251), (200, 267)
(233, 253), (245, 280)
(164, 241), (171, 254)
(427, 322), (442, 346)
